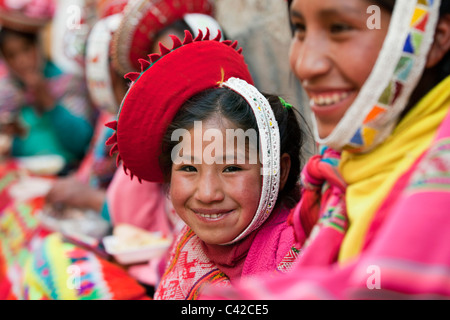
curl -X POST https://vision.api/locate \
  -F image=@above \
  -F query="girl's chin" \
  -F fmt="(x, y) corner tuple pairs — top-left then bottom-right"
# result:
(197, 233), (235, 245)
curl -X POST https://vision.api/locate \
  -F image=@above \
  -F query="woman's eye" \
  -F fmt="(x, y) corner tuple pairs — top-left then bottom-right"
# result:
(292, 22), (306, 38)
(223, 166), (241, 173)
(330, 23), (353, 33)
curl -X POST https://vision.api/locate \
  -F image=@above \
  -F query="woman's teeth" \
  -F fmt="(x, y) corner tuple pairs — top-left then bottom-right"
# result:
(310, 92), (350, 107)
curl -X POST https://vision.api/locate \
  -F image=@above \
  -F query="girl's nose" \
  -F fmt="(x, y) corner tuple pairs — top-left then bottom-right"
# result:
(194, 169), (225, 204)
(289, 33), (332, 82)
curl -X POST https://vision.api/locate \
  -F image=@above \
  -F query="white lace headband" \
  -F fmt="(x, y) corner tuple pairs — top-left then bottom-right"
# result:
(316, 0), (441, 152)
(220, 77), (281, 245)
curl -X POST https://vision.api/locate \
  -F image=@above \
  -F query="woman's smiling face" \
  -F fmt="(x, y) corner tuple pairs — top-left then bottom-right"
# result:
(289, 0), (391, 138)
(169, 116), (262, 245)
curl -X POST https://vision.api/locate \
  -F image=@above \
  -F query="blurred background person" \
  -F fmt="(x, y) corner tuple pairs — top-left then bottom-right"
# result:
(0, 0), (94, 173)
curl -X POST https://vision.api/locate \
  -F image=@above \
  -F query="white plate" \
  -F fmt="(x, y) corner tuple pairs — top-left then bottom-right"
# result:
(17, 155), (65, 175)
(103, 235), (171, 265)
(8, 176), (54, 201)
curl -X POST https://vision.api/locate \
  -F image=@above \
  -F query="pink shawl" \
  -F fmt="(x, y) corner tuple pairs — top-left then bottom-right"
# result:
(106, 167), (173, 236)
(202, 205), (297, 281)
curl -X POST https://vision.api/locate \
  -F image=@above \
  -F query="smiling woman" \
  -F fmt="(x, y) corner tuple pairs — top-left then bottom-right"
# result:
(289, 0), (392, 141)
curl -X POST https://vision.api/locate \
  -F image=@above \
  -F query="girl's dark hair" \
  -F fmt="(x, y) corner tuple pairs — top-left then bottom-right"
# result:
(0, 27), (37, 54)
(160, 87), (308, 209)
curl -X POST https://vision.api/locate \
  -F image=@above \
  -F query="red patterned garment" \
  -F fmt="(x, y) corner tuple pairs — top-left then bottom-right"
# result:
(0, 161), (149, 300)
(154, 206), (300, 300)
(154, 228), (231, 300)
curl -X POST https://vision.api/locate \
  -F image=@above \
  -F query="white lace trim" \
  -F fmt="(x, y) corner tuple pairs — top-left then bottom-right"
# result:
(220, 77), (281, 244)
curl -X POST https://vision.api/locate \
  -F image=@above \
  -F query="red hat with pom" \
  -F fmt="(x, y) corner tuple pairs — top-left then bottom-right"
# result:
(111, 0), (214, 75)
(106, 30), (253, 183)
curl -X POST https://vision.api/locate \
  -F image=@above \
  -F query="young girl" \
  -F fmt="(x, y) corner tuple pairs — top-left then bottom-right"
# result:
(205, 0), (450, 299)
(107, 29), (307, 299)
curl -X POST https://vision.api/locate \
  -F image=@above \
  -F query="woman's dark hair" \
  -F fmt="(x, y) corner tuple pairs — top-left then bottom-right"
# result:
(372, 0), (449, 117)
(435, 2), (450, 84)
(0, 27), (38, 54)
(160, 87), (309, 209)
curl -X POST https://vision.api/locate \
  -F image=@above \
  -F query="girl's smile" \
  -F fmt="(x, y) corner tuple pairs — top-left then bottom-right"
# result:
(192, 208), (236, 221)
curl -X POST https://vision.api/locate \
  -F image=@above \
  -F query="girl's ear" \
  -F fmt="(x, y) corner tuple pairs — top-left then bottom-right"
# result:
(279, 153), (291, 191)
(426, 14), (450, 68)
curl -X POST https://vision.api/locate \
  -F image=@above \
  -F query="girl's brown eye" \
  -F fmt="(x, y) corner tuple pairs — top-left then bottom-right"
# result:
(179, 165), (197, 172)
(223, 166), (241, 173)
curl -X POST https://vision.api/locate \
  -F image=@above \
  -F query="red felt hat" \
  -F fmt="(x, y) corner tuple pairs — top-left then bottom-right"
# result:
(106, 30), (254, 183)
(111, 0), (214, 75)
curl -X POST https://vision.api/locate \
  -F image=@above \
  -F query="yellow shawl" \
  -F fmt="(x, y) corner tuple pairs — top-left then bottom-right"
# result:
(338, 76), (450, 262)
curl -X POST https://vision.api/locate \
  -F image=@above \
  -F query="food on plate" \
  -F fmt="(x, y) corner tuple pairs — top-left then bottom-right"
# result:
(112, 223), (168, 251)
(17, 155), (65, 175)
